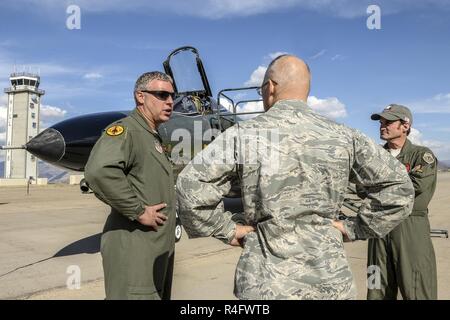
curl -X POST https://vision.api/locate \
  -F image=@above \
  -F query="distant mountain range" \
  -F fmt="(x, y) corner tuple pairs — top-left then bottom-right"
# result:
(440, 160), (450, 170)
(0, 160), (76, 183)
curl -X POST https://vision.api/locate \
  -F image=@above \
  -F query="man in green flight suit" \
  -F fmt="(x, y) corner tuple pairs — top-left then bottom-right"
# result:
(85, 71), (176, 300)
(367, 104), (438, 300)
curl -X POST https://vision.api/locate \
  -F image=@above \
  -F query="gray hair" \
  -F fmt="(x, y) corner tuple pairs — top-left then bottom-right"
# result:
(134, 71), (173, 105)
(134, 71), (173, 91)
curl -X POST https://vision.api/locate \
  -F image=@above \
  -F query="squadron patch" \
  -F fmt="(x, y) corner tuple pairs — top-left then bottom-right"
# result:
(155, 141), (163, 154)
(106, 125), (124, 137)
(423, 152), (434, 164)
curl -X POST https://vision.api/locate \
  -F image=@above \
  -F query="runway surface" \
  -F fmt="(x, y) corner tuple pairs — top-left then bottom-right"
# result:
(0, 172), (448, 300)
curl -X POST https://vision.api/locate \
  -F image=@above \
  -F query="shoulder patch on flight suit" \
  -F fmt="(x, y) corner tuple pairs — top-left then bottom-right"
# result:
(422, 152), (434, 164)
(106, 125), (125, 137)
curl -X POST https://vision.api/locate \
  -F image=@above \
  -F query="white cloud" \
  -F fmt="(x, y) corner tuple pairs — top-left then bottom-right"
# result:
(0, 46), (118, 88)
(307, 96), (347, 119)
(220, 98), (234, 111)
(409, 129), (442, 150)
(308, 50), (345, 62)
(310, 49), (327, 60)
(221, 94), (347, 121)
(0, 101), (67, 145)
(229, 96), (348, 121)
(220, 98), (264, 120)
(243, 57), (348, 120)
(0, 95), (7, 138)
(5, 0), (449, 19)
(408, 128), (450, 160)
(399, 94), (450, 160)
(408, 127), (424, 146)
(0, 97), (68, 163)
(40, 105), (67, 118)
(40, 104), (68, 130)
(331, 54), (344, 61)
(0, 55), (127, 108)
(83, 72), (103, 80)
(245, 52), (292, 87)
(0, 107), (6, 132)
(245, 66), (267, 87)
(237, 101), (265, 119)
(409, 93), (450, 114)
(0, 131), (5, 143)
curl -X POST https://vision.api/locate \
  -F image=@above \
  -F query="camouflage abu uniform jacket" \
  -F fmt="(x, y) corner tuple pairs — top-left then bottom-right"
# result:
(176, 100), (414, 300)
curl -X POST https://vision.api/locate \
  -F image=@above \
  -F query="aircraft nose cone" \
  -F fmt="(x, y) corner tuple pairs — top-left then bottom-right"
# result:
(26, 128), (65, 163)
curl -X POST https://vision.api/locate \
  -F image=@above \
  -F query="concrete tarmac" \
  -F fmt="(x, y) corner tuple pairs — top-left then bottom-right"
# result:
(0, 172), (449, 300)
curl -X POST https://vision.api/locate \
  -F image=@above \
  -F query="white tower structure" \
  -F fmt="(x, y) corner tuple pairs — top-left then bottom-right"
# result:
(3, 72), (45, 180)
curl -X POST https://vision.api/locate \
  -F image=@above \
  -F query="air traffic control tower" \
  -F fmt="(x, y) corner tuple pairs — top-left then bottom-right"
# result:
(3, 72), (45, 180)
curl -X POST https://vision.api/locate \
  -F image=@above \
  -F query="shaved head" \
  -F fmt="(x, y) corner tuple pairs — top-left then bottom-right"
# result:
(262, 54), (311, 110)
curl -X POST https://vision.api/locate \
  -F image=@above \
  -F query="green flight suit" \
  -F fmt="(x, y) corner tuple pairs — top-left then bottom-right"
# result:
(367, 139), (438, 300)
(85, 108), (176, 300)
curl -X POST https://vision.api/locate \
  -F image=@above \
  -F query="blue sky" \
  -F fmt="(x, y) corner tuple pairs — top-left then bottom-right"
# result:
(1, 0), (450, 161)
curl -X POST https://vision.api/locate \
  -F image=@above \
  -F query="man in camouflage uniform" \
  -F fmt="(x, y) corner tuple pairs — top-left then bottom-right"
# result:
(177, 55), (415, 299)
(367, 104), (438, 300)
(85, 72), (176, 300)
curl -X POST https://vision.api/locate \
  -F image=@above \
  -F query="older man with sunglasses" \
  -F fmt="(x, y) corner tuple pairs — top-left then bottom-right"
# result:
(85, 71), (176, 299)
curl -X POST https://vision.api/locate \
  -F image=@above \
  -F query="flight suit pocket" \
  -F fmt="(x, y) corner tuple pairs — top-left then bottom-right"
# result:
(127, 285), (159, 300)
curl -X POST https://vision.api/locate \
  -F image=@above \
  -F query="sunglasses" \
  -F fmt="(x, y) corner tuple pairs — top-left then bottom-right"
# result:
(140, 90), (175, 101)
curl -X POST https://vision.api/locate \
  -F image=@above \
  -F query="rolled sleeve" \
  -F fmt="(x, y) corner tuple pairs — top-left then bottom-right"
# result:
(176, 131), (238, 244)
(345, 131), (415, 240)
